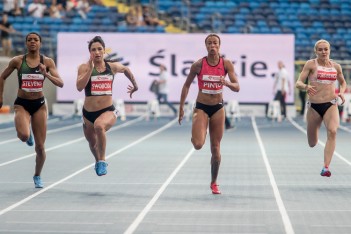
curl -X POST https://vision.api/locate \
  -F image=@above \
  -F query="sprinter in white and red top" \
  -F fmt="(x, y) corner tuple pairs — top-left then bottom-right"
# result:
(179, 34), (240, 194)
(0, 32), (64, 188)
(296, 39), (346, 177)
(77, 36), (138, 177)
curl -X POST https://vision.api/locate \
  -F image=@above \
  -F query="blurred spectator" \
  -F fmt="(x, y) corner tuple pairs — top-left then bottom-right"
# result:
(126, 5), (144, 26)
(28, 0), (47, 18)
(273, 61), (290, 118)
(0, 14), (16, 56)
(3, 0), (16, 16)
(155, 64), (177, 117)
(14, 0), (26, 16)
(76, 0), (91, 19)
(142, 5), (160, 26)
(52, 0), (67, 10)
(66, 0), (78, 11)
(49, 2), (65, 18)
(241, 23), (253, 33)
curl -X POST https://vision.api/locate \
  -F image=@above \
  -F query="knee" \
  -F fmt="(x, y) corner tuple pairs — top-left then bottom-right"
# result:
(35, 144), (45, 153)
(17, 132), (29, 142)
(210, 144), (220, 155)
(327, 128), (337, 139)
(192, 138), (204, 150)
(308, 141), (317, 148)
(94, 124), (105, 134)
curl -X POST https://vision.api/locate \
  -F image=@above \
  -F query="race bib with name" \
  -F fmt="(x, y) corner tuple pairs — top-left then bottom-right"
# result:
(91, 74), (113, 95)
(21, 74), (45, 92)
(200, 75), (223, 94)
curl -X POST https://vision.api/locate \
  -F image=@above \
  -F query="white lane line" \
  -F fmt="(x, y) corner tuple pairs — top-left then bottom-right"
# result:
(0, 121), (81, 145)
(7, 221), (113, 225)
(338, 124), (351, 133)
(124, 147), (195, 234)
(288, 117), (351, 166)
(0, 117), (61, 133)
(251, 116), (295, 234)
(0, 116), (144, 167)
(0, 118), (176, 216)
(0, 230), (104, 233)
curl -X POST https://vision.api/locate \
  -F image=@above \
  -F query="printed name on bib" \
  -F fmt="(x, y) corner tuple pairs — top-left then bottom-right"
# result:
(21, 74), (45, 92)
(317, 67), (337, 84)
(201, 75), (223, 94)
(91, 75), (113, 95)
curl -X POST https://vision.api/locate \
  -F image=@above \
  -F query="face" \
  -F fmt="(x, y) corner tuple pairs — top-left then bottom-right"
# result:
(89, 42), (105, 61)
(205, 36), (220, 55)
(26, 34), (41, 51)
(315, 42), (330, 59)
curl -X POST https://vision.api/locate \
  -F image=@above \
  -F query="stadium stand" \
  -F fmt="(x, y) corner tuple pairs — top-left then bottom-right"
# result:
(1, 0), (351, 61)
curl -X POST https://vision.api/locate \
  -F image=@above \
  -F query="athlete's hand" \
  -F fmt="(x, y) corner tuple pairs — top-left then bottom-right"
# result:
(178, 107), (184, 125)
(338, 92), (345, 105)
(127, 85), (138, 98)
(88, 53), (95, 69)
(220, 77), (228, 87)
(306, 85), (317, 96)
(0, 101), (2, 109)
(38, 63), (47, 76)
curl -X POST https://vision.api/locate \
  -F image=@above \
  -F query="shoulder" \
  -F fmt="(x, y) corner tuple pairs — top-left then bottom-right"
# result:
(9, 55), (24, 66)
(43, 55), (55, 65)
(303, 59), (316, 69)
(107, 61), (122, 69)
(330, 59), (341, 67)
(331, 60), (343, 72)
(193, 58), (203, 67)
(222, 58), (233, 67)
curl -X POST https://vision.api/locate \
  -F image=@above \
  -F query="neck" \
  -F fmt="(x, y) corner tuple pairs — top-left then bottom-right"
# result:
(317, 58), (330, 66)
(207, 54), (220, 65)
(27, 51), (40, 57)
(94, 62), (105, 72)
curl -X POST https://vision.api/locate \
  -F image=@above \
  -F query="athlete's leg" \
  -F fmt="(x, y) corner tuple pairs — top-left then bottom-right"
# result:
(94, 111), (117, 161)
(306, 106), (323, 147)
(191, 108), (208, 150)
(82, 117), (99, 162)
(14, 105), (31, 142)
(208, 108), (225, 184)
(31, 104), (48, 176)
(322, 105), (339, 168)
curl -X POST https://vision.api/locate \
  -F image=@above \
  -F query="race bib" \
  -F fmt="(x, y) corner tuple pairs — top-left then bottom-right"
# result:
(21, 74), (45, 92)
(201, 75), (223, 94)
(91, 74), (113, 95)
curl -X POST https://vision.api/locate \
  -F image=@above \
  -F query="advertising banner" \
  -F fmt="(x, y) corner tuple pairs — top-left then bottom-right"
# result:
(57, 33), (295, 103)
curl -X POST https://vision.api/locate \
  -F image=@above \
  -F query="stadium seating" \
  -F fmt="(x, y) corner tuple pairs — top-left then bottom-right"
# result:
(1, 0), (351, 61)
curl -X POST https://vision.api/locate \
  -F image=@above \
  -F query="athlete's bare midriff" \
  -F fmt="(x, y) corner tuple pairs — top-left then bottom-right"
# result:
(84, 95), (113, 111)
(309, 81), (337, 103)
(17, 89), (44, 99)
(196, 91), (223, 105)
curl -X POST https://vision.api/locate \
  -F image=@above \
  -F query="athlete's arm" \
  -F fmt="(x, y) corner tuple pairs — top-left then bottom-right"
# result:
(0, 57), (20, 108)
(111, 62), (138, 98)
(41, 57), (64, 88)
(178, 59), (200, 125)
(76, 59), (94, 92)
(296, 60), (315, 95)
(336, 63), (346, 104)
(222, 59), (240, 92)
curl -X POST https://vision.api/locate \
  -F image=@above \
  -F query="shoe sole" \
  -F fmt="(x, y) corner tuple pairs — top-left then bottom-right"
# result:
(321, 171), (331, 177)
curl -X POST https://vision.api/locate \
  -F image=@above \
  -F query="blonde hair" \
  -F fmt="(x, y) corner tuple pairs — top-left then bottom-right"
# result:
(314, 39), (330, 52)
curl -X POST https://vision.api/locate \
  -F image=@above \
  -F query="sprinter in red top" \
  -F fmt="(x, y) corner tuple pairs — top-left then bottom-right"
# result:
(295, 39), (346, 177)
(178, 34), (240, 194)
